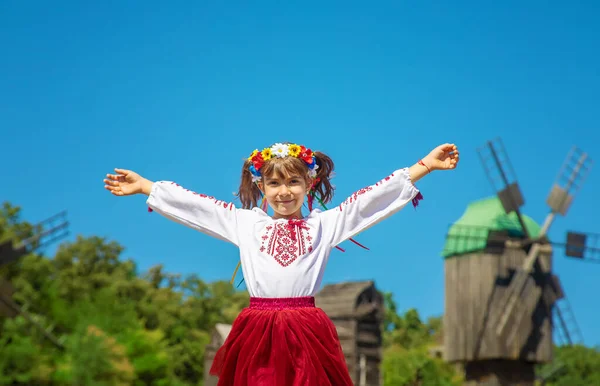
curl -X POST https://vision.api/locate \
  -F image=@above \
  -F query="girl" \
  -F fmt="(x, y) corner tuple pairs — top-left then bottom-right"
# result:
(103, 142), (459, 386)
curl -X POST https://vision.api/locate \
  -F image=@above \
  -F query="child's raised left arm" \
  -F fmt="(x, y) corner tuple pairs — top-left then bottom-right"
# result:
(320, 143), (459, 247)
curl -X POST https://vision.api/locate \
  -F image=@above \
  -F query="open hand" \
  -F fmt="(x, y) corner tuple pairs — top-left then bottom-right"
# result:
(104, 168), (146, 196)
(423, 143), (460, 171)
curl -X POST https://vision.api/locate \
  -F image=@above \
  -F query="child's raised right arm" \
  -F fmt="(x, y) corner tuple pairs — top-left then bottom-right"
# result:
(105, 168), (242, 245)
(317, 143), (459, 248)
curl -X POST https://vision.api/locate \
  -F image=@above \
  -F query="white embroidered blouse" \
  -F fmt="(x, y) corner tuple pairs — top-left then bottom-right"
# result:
(146, 167), (422, 298)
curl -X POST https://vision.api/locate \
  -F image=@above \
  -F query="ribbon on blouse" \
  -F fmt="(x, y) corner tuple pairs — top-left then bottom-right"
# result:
(230, 193), (370, 286)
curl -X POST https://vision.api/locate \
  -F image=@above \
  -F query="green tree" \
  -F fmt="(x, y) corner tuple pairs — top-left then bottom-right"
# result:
(381, 292), (462, 386)
(382, 345), (462, 386)
(0, 317), (54, 385)
(537, 344), (600, 386)
(0, 201), (249, 385)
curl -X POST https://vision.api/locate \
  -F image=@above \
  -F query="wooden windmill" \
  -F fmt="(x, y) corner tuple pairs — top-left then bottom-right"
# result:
(442, 138), (594, 386)
(0, 210), (69, 349)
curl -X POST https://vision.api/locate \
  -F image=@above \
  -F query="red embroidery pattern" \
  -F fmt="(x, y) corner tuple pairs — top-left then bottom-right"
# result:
(259, 219), (313, 267)
(147, 182), (235, 212)
(337, 173), (395, 211)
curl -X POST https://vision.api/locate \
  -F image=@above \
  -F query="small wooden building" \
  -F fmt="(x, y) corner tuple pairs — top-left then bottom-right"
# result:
(442, 197), (556, 386)
(204, 280), (385, 386)
(316, 280), (385, 386)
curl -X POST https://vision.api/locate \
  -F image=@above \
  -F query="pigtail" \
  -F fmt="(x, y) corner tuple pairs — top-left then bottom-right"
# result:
(236, 160), (263, 209)
(309, 150), (368, 251)
(310, 151), (335, 205)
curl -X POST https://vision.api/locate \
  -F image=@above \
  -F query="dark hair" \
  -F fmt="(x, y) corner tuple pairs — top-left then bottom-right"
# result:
(236, 145), (335, 210)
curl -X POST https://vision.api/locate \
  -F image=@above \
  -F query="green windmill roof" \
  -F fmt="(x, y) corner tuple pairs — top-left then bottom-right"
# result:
(441, 196), (541, 258)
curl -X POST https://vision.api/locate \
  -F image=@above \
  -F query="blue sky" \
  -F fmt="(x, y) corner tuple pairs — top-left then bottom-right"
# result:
(1, 1), (599, 348)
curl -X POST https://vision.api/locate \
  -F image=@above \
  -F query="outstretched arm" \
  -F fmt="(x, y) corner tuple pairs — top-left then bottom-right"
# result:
(104, 168), (242, 245)
(320, 143), (459, 247)
(408, 143), (459, 183)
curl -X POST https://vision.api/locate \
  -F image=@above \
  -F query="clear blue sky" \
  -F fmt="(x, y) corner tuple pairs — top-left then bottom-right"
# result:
(2, 1), (599, 348)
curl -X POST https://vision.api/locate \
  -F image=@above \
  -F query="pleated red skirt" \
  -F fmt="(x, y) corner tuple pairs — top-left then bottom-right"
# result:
(209, 296), (353, 386)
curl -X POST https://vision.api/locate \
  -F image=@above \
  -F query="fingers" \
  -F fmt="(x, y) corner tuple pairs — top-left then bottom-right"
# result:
(105, 174), (124, 183)
(450, 154), (460, 169)
(114, 168), (132, 175)
(104, 184), (124, 196)
(446, 148), (460, 169)
(104, 176), (127, 196)
(444, 143), (459, 156)
(103, 178), (120, 187)
(437, 143), (458, 158)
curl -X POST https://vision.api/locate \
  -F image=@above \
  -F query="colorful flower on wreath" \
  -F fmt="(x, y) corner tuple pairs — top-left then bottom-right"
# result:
(271, 143), (289, 158)
(288, 144), (301, 157)
(308, 163), (319, 178)
(248, 149), (259, 161)
(250, 151), (264, 171)
(299, 146), (313, 164)
(261, 148), (273, 161)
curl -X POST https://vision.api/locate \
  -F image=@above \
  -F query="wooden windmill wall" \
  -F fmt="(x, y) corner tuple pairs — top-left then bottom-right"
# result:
(444, 227), (555, 385)
(203, 280), (385, 386)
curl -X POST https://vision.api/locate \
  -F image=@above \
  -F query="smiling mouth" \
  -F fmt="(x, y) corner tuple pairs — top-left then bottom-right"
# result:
(277, 200), (294, 204)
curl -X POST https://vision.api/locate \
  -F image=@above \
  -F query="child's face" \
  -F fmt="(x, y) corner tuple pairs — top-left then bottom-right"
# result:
(259, 172), (311, 219)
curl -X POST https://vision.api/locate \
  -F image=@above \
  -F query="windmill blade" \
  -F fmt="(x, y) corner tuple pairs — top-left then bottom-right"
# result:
(558, 231), (600, 263)
(15, 210), (69, 252)
(539, 274), (583, 347)
(502, 275), (540, 347)
(490, 241), (551, 339)
(477, 138), (530, 239)
(553, 296), (584, 346)
(0, 291), (65, 349)
(0, 211), (69, 352)
(1, 210), (69, 267)
(517, 146), (592, 272)
(536, 361), (567, 385)
(493, 146), (592, 338)
(546, 146), (592, 217)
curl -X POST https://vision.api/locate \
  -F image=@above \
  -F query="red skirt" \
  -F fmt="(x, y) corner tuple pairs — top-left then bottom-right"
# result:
(209, 296), (353, 386)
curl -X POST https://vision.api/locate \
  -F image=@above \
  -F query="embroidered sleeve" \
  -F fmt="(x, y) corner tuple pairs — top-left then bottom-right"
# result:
(320, 168), (422, 248)
(146, 181), (241, 245)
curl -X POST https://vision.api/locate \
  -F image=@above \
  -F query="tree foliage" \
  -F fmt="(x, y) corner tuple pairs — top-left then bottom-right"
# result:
(536, 344), (600, 386)
(0, 202), (248, 385)
(0, 202), (597, 385)
(381, 292), (462, 386)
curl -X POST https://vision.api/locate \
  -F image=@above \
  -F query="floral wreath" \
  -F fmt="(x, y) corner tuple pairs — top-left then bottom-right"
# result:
(247, 143), (319, 183)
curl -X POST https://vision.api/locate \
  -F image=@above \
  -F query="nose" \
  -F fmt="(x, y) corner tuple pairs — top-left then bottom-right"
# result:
(278, 184), (292, 195)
